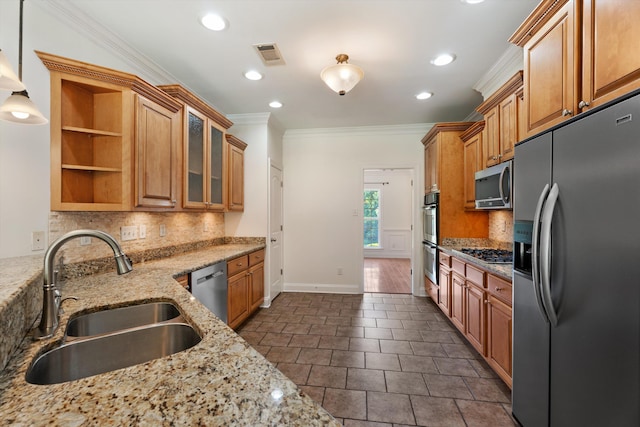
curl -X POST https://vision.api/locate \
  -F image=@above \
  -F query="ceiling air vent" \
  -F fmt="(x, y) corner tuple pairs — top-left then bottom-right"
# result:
(253, 43), (285, 66)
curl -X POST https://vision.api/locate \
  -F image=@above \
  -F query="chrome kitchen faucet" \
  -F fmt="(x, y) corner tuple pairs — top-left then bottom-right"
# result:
(33, 229), (133, 340)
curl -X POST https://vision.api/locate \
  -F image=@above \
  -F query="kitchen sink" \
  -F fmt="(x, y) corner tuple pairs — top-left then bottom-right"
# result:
(65, 302), (181, 337)
(26, 323), (201, 385)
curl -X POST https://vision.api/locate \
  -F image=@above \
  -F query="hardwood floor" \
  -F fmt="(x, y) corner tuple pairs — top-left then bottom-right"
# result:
(364, 257), (411, 294)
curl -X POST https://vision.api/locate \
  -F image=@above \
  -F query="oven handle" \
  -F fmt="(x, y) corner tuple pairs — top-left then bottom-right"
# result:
(498, 165), (508, 204)
(532, 183), (550, 323)
(540, 182), (559, 327)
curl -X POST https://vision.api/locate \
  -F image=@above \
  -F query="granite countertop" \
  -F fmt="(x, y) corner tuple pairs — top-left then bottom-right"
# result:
(438, 240), (513, 281)
(0, 244), (339, 426)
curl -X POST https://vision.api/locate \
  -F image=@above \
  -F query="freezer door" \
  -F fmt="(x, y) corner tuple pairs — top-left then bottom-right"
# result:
(549, 94), (640, 426)
(512, 133), (552, 427)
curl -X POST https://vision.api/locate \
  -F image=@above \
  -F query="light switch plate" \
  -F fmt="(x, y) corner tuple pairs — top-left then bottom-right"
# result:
(120, 225), (138, 241)
(31, 231), (45, 251)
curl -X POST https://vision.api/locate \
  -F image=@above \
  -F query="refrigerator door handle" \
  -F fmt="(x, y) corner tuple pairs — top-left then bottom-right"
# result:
(532, 183), (551, 322)
(540, 182), (560, 327)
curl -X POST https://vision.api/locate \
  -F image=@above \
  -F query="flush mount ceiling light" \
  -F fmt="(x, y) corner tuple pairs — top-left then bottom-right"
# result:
(244, 70), (263, 81)
(201, 13), (227, 31)
(416, 92), (433, 100)
(461, 0), (485, 4)
(320, 53), (364, 96)
(431, 53), (456, 66)
(0, 0), (47, 125)
(269, 101), (283, 108)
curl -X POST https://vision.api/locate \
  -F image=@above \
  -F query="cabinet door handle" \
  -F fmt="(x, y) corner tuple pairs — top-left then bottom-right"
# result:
(578, 100), (590, 109)
(495, 287), (503, 292)
(562, 109), (573, 117)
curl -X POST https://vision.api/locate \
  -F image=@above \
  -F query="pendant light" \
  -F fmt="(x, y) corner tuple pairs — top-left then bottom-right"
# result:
(0, 49), (25, 92)
(320, 54), (364, 96)
(0, 0), (48, 125)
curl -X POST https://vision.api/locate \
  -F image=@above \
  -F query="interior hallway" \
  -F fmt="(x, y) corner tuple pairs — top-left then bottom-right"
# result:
(364, 257), (411, 294)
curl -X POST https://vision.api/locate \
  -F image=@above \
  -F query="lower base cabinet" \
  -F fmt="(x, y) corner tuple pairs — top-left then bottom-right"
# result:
(227, 249), (265, 329)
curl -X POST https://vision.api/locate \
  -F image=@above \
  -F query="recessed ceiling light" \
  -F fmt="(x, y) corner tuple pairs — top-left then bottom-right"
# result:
(416, 92), (433, 100)
(269, 101), (283, 108)
(201, 13), (227, 31)
(461, 0), (485, 4)
(430, 53), (456, 66)
(244, 70), (263, 81)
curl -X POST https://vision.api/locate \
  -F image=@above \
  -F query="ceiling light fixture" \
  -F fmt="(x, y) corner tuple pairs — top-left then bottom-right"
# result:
(0, 0), (47, 125)
(244, 70), (263, 81)
(0, 49), (24, 91)
(431, 53), (456, 67)
(461, 0), (485, 4)
(320, 54), (364, 96)
(201, 13), (227, 31)
(269, 101), (283, 108)
(416, 92), (433, 100)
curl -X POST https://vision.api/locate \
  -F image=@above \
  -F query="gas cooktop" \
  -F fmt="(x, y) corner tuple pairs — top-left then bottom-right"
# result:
(459, 248), (513, 264)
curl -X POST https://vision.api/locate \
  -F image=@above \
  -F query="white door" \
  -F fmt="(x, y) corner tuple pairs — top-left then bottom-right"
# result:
(269, 163), (283, 300)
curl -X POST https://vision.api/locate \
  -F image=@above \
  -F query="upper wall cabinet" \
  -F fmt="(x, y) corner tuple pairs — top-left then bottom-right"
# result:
(158, 85), (234, 212)
(476, 71), (523, 168)
(510, 0), (640, 137)
(460, 121), (485, 211)
(226, 134), (247, 212)
(37, 51), (183, 212)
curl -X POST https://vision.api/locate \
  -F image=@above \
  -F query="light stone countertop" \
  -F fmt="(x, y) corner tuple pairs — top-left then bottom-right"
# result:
(0, 244), (340, 426)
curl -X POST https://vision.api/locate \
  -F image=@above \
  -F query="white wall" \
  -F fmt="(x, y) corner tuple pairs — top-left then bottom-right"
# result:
(282, 124), (430, 295)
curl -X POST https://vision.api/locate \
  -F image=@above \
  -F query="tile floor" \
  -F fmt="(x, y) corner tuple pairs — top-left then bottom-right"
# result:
(237, 292), (517, 426)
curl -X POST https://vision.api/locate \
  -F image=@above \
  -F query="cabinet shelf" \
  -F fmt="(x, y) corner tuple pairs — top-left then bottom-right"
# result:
(62, 126), (122, 137)
(62, 164), (122, 172)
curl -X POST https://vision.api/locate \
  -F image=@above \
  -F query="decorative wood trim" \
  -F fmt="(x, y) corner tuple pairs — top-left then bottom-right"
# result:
(460, 121), (486, 142)
(421, 122), (475, 145)
(158, 84), (234, 129)
(476, 71), (524, 114)
(509, 0), (569, 47)
(226, 134), (248, 151)
(35, 50), (182, 113)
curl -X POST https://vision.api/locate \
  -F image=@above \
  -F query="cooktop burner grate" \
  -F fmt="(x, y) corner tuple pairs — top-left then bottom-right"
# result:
(459, 248), (513, 264)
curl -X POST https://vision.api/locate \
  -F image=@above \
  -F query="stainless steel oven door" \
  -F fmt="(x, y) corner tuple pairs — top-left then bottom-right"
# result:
(423, 205), (437, 243)
(423, 242), (438, 285)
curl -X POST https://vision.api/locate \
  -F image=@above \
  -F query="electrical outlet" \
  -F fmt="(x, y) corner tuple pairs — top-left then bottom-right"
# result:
(139, 224), (147, 239)
(80, 236), (91, 246)
(120, 225), (138, 241)
(31, 231), (45, 251)
(159, 224), (167, 237)
(203, 222), (209, 232)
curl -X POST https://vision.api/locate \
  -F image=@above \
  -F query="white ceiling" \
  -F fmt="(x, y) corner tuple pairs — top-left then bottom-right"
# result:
(60, 0), (538, 130)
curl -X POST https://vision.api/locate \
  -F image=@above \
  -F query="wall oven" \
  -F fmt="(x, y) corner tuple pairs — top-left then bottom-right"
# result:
(422, 192), (439, 285)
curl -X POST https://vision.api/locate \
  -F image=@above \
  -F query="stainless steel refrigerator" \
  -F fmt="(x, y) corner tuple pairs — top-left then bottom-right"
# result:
(512, 92), (640, 426)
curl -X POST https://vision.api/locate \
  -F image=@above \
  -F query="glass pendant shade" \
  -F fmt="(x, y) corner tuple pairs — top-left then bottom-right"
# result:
(0, 50), (25, 92)
(321, 54), (364, 96)
(0, 90), (48, 124)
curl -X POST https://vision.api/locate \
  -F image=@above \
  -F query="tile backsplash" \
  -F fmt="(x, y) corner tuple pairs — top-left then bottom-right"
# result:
(488, 210), (513, 243)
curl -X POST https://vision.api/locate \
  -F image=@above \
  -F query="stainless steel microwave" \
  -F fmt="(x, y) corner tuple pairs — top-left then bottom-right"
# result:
(475, 160), (512, 210)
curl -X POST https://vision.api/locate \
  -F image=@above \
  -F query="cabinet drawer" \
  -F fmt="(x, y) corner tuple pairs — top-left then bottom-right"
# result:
(488, 274), (512, 305)
(452, 257), (465, 276)
(227, 255), (249, 277)
(466, 264), (485, 287)
(249, 249), (265, 266)
(439, 252), (451, 267)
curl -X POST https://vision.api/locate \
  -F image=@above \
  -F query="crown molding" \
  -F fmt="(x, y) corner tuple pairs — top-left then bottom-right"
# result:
(228, 113), (272, 126)
(473, 45), (524, 100)
(283, 123), (434, 139)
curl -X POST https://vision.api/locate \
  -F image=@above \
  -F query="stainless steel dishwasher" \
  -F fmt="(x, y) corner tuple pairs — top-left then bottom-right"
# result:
(190, 261), (228, 322)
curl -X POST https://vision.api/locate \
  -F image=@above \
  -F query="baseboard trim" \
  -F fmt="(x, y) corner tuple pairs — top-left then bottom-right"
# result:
(284, 282), (361, 294)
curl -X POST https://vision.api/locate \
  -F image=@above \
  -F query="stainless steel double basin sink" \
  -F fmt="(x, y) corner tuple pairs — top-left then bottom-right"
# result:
(26, 302), (202, 385)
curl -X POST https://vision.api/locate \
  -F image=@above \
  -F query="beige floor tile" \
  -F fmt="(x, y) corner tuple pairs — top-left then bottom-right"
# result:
(307, 365), (348, 388)
(318, 336), (351, 350)
(365, 353), (400, 371)
(455, 399), (517, 427)
(410, 341), (447, 357)
(379, 339), (413, 355)
(391, 329), (424, 341)
(364, 327), (393, 340)
(347, 368), (386, 391)
(351, 317), (377, 327)
(331, 350), (365, 368)
(366, 391), (415, 425)
(375, 319), (405, 329)
(420, 331), (456, 344)
(441, 342), (479, 359)
(252, 345), (271, 357)
(325, 316), (352, 326)
(427, 320), (456, 332)
(282, 323), (312, 334)
(463, 377), (511, 403)
(373, 303), (397, 311)
(410, 395), (466, 427)
(295, 307), (319, 316)
(337, 326), (365, 338)
(342, 419), (392, 427)
(238, 320), (261, 331)
(276, 362), (311, 384)
(424, 373), (474, 399)
(468, 359), (499, 379)
(401, 319), (430, 330)
(259, 332), (292, 347)
(288, 334), (321, 348)
(299, 385), (325, 405)
(385, 371), (429, 395)
(297, 348), (333, 365)
(385, 311), (413, 320)
(398, 354), (439, 374)
(237, 330), (265, 347)
(394, 304), (422, 312)
(277, 314), (305, 323)
(433, 358), (479, 377)
(265, 346), (300, 363)
(350, 338), (381, 353)
(363, 310), (388, 319)
(340, 308), (364, 317)
(323, 388), (367, 420)
(255, 322), (287, 333)
(309, 324), (338, 336)
(302, 315), (328, 324)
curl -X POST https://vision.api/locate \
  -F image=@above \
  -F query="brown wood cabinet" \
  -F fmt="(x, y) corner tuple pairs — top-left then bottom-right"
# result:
(476, 71), (523, 167)
(460, 122), (485, 210)
(421, 123), (488, 241)
(438, 253), (452, 316)
(437, 253), (512, 387)
(226, 134), (247, 212)
(174, 274), (189, 290)
(511, 0), (640, 136)
(227, 249), (265, 329)
(135, 95), (182, 209)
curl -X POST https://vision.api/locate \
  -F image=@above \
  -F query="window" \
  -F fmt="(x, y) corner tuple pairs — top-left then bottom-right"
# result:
(363, 188), (381, 248)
